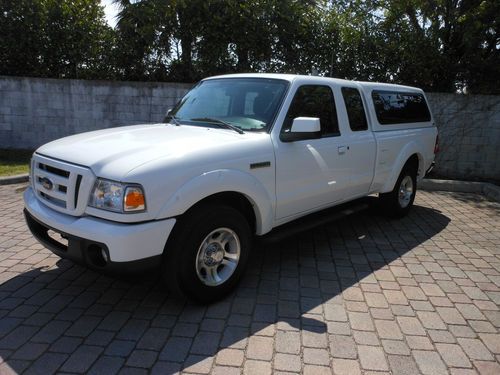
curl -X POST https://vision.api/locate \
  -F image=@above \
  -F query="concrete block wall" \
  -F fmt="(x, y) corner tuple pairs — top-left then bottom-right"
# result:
(426, 93), (500, 182)
(0, 76), (499, 181)
(0, 76), (192, 149)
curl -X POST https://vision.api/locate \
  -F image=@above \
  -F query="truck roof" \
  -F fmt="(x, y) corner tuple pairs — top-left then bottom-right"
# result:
(205, 73), (423, 93)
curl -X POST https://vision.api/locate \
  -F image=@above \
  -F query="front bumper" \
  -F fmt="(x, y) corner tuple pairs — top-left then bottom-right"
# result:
(24, 187), (176, 273)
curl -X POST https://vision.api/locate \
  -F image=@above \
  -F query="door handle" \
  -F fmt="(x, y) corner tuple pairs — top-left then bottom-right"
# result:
(338, 146), (347, 154)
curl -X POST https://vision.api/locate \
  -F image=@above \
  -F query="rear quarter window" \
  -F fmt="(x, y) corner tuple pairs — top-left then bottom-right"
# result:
(341, 87), (368, 131)
(372, 90), (431, 125)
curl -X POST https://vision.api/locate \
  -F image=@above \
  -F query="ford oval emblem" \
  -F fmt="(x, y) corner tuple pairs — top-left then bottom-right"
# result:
(40, 177), (54, 190)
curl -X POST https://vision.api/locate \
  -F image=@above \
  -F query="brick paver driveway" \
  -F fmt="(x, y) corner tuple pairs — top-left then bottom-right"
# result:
(1, 183), (499, 375)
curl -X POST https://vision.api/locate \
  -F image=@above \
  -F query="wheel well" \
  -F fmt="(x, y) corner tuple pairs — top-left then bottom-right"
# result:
(185, 192), (257, 233)
(406, 154), (420, 176)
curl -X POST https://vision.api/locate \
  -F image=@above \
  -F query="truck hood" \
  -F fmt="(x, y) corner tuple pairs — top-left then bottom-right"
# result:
(36, 124), (264, 180)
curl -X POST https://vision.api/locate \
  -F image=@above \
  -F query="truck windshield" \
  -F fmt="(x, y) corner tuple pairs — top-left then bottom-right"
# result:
(169, 78), (289, 132)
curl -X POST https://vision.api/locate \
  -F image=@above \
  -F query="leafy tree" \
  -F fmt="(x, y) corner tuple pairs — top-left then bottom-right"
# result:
(112, 0), (331, 80)
(0, 0), (114, 79)
(113, 0), (171, 80)
(42, 0), (115, 79)
(267, 0), (326, 74)
(375, 0), (500, 93)
(0, 0), (45, 77)
(1, 0), (498, 93)
(194, 0), (275, 75)
(319, 0), (499, 93)
(112, 0), (199, 81)
(325, 1), (387, 80)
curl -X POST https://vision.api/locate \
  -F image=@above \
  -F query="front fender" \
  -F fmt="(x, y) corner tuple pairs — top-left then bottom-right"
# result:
(381, 141), (424, 193)
(155, 169), (274, 235)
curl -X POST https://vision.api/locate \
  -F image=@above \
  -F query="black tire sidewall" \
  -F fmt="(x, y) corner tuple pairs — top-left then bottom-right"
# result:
(392, 167), (417, 216)
(168, 205), (251, 303)
(381, 165), (417, 217)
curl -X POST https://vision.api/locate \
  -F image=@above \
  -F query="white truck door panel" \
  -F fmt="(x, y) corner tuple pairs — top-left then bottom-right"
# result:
(273, 83), (351, 220)
(343, 132), (376, 197)
(274, 136), (350, 219)
(338, 86), (377, 198)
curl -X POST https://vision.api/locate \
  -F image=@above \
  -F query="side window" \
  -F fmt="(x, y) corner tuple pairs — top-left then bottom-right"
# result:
(282, 85), (339, 137)
(372, 90), (431, 125)
(341, 87), (368, 131)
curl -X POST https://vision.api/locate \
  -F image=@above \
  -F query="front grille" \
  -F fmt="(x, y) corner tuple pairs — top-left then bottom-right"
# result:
(38, 163), (70, 178)
(32, 154), (95, 216)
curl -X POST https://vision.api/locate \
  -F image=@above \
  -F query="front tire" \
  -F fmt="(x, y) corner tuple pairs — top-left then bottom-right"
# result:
(379, 164), (417, 218)
(162, 205), (251, 303)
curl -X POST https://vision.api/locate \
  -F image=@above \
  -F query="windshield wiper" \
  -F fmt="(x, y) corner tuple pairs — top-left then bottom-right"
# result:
(190, 117), (244, 134)
(164, 114), (181, 126)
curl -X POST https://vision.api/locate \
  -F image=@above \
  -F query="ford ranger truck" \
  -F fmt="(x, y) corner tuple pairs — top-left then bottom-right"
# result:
(24, 73), (438, 302)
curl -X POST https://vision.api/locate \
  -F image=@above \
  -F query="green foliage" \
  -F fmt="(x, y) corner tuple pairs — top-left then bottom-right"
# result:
(375, 0), (500, 93)
(0, 149), (32, 177)
(1, 0), (498, 93)
(0, 0), (114, 79)
(0, 0), (45, 77)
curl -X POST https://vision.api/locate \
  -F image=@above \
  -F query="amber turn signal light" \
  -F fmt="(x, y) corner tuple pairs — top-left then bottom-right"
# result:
(124, 187), (146, 211)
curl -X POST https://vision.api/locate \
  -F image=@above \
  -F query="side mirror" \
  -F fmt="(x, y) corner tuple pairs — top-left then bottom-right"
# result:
(280, 117), (321, 142)
(163, 109), (172, 123)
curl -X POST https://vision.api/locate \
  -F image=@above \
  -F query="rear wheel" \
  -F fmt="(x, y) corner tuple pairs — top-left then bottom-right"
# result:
(162, 204), (251, 303)
(379, 164), (417, 218)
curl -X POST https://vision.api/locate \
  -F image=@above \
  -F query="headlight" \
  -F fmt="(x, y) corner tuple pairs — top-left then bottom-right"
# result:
(88, 179), (146, 213)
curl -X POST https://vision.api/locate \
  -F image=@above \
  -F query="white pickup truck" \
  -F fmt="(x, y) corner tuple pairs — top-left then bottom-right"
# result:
(24, 73), (438, 302)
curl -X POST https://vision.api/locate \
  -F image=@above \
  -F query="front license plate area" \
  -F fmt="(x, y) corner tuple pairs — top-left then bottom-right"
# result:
(47, 229), (69, 248)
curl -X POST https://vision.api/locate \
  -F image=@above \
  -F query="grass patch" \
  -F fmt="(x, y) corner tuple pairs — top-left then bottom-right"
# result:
(0, 149), (33, 177)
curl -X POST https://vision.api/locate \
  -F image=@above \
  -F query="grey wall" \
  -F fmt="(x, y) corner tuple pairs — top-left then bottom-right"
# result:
(427, 93), (500, 182)
(1, 76), (499, 181)
(0, 76), (192, 149)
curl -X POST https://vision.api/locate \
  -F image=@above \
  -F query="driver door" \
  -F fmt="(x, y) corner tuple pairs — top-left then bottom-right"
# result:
(274, 84), (351, 220)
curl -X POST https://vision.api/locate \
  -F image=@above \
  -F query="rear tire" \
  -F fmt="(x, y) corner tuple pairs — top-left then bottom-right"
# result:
(379, 164), (417, 218)
(162, 204), (251, 303)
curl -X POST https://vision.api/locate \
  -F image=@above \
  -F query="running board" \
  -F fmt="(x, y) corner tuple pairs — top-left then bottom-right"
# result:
(259, 198), (373, 244)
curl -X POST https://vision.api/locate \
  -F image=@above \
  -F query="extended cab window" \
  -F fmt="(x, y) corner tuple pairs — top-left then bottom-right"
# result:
(341, 87), (368, 131)
(372, 90), (431, 125)
(282, 85), (339, 137)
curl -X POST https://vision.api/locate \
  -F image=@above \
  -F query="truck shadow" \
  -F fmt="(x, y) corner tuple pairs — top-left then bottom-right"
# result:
(0, 204), (450, 374)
